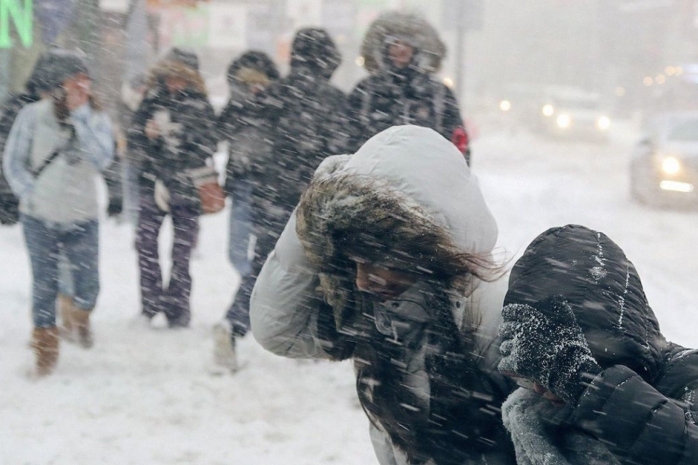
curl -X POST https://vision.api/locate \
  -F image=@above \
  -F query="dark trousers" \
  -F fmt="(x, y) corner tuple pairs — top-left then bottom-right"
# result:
(136, 198), (198, 327)
(21, 215), (100, 327)
(225, 206), (291, 337)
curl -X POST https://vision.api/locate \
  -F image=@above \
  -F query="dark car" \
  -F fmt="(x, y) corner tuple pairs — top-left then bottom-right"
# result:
(630, 112), (698, 207)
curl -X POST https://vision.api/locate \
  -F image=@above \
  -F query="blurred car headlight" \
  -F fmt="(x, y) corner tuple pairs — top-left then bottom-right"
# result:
(556, 114), (572, 129)
(660, 156), (682, 175)
(542, 104), (554, 117)
(597, 116), (611, 131)
(500, 100), (512, 112)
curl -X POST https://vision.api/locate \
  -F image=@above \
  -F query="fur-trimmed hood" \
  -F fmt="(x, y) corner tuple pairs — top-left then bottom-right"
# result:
(226, 51), (279, 88)
(296, 125), (498, 327)
(505, 225), (668, 383)
(146, 57), (207, 96)
(361, 11), (446, 75)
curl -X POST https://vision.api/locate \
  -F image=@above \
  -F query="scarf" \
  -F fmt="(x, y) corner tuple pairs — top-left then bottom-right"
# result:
(502, 388), (620, 465)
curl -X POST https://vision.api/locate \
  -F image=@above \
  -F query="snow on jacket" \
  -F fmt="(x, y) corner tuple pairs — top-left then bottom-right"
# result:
(503, 224), (698, 465)
(346, 11), (465, 155)
(129, 60), (216, 204)
(256, 28), (350, 214)
(217, 52), (279, 196)
(251, 126), (516, 465)
(3, 99), (114, 224)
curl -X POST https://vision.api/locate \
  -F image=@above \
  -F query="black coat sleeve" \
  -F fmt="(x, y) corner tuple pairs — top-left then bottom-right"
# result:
(345, 79), (371, 154)
(128, 93), (161, 183)
(440, 84), (464, 139)
(177, 96), (217, 167)
(570, 365), (698, 465)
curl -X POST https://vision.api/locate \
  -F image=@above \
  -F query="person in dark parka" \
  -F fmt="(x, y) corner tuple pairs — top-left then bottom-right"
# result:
(213, 51), (279, 370)
(130, 48), (216, 328)
(216, 29), (350, 371)
(347, 11), (471, 163)
(497, 224), (698, 465)
(218, 51), (279, 279)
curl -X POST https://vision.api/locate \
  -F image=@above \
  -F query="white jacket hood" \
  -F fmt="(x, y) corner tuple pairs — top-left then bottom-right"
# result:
(341, 125), (498, 255)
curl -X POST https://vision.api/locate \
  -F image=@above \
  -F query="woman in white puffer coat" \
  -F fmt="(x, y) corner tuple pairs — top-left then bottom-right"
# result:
(250, 125), (517, 465)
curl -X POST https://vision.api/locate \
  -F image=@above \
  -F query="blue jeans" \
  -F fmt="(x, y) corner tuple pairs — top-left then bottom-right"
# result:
(21, 215), (100, 328)
(228, 179), (253, 277)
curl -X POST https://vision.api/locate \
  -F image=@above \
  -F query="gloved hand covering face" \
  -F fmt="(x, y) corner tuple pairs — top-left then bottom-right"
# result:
(498, 295), (602, 405)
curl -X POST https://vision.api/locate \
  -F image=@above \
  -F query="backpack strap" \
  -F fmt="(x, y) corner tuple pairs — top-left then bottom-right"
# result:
(30, 125), (76, 178)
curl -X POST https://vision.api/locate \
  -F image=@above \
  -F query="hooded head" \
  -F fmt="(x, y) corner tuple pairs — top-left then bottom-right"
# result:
(504, 225), (668, 383)
(165, 47), (200, 72)
(226, 51), (279, 89)
(289, 28), (341, 79)
(361, 11), (446, 76)
(147, 47), (206, 96)
(296, 125), (499, 325)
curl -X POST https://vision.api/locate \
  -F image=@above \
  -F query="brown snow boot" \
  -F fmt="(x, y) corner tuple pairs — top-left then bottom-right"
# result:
(32, 327), (60, 377)
(72, 308), (94, 349)
(58, 294), (77, 342)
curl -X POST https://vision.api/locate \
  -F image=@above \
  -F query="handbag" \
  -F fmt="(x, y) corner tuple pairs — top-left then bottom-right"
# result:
(188, 165), (226, 214)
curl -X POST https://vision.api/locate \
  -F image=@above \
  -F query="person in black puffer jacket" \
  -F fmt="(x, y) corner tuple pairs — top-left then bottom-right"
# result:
(347, 11), (471, 164)
(130, 48), (216, 328)
(498, 224), (698, 465)
(214, 29), (350, 371)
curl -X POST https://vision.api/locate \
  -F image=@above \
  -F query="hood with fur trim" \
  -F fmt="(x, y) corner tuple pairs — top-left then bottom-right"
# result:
(361, 11), (446, 75)
(226, 51), (280, 88)
(146, 57), (207, 96)
(296, 125), (498, 325)
(504, 224), (668, 383)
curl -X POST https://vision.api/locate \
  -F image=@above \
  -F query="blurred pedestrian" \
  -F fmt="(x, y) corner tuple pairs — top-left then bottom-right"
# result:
(251, 126), (517, 464)
(3, 49), (114, 376)
(212, 51), (279, 370)
(347, 11), (472, 164)
(213, 29), (349, 371)
(498, 225), (698, 465)
(130, 48), (216, 328)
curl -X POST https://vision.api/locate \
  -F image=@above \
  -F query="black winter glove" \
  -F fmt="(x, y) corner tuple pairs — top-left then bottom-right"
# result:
(498, 295), (602, 405)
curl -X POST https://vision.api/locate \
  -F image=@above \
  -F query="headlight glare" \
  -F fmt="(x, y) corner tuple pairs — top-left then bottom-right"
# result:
(556, 114), (572, 129)
(661, 156), (682, 175)
(597, 116), (611, 131)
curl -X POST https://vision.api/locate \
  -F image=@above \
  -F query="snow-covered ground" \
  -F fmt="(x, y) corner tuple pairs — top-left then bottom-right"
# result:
(2, 121), (697, 464)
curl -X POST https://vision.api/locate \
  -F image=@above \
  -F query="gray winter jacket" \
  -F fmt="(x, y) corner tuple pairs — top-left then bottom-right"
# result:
(3, 99), (114, 224)
(251, 126), (515, 465)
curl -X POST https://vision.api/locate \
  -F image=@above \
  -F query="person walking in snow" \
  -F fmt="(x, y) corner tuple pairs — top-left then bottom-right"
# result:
(498, 224), (698, 465)
(3, 49), (114, 376)
(347, 11), (472, 164)
(130, 48), (216, 328)
(214, 30), (349, 371)
(212, 50), (280, 370)
(250, 125), (517, 464)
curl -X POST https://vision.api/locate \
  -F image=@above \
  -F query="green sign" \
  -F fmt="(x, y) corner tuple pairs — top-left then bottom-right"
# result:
(0, 0), (33, 49)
